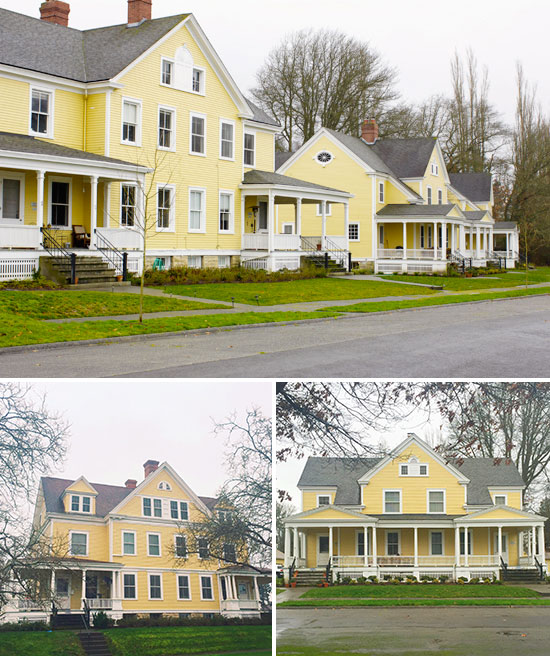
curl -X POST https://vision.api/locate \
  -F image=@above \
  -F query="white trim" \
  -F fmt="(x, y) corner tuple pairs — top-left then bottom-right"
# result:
(160, 57), (175, 88)
(120, 183), (137, 228)
(189, 186), (206, 233)
(147, 532), (162, 557)
(122, 572), (138, 600)
(219, 118), (236, 161)
(218, 189), (235, 234)
(157, 105), (177, 152)
(281, 222), (294, 234)
(429, 530), (445, 556)
(383, 489), (402, 514)
(316, 202), (332, 217)
(156, 183), (176, 233)
(47, 176), (72, 229)
(378, 181), (385, 204)
(104, 90), (112, 157)
(189, 112), (207, 156)
(385, 529), (401, 555)
(200, 574), (215, 601)
(316, 494), (332, 506)
(69, 494), (92, 514)
(176, 573), (192, 600)
(29, 86), (54, 139)
(121, 97), (142, 147)
(122, 530), (137, 556)
(191, 66), (206, 95)
(69, 530), (89, 557)
(493, 494), (508, 506)
(426, 186), (433, 205)
(427, 489), (446, 514)
(147, 572), (164, 601)
(355, 527), (368, 556)
(314, 150), (334, 167)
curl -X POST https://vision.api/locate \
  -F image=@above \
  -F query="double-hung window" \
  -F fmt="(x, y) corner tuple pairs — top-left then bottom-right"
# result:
(153, 498), (162, 518)
(70, 532), (88, 556)
(494, 495), (507, 505)
(192, 68), (204, 93)
(177, 574), (191, 600)
(317, 495), (330, 506)
(316, 202), (331, 216)
(189, 188), (205, 232)
(170, 500), (189, 520)
(223, 543), (236, 563)
(122, 100), (141, 145)
(220, 120), (234, 160)
(438, 189), (443, 204)
(460, 530), (472, 555)
(121, 185), (136, 226)
(82, 497), (91, 513)
(70, 495), (90, 513)
(175, 535), (187, 558)
(158, 108), (175, 150)
(71, 495), (80, 512)
(147, 533), (161, 557)
(30, 89), (52, 137)
(149, 574), (162, 600)
(357, 531), (366, 556)
(219, 192), (233, 233)
(384, 490), (401, 513)
(50, 180), (70, 227)
(190, 114), (206, 155)
(428, 490), (445, 513)
(427, 186), (432, 205)
(379, 182), (385, 203)
(198, 538), (209, 559)
(123, 573), (137, 599)
(430, 531), (444, 556)
(157, 185), (174, 231)
(386, 531), (399, 555)
(200, 575), (213, 600)
(123, 531), (136, 555)
(1, 177), (22, 220)
(244, 133), (255, 167)
(143, 497), (152, 517)
(349, 223), (359, 241)
(161, 59), (174, 86)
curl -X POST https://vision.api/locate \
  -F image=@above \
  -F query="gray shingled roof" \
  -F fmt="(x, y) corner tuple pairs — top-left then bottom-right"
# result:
(275, 151), (294, 170)
(41, 476), (217, 517)
(371, 137), (437, 179)
(369, 514), (461, 521)
(377, 204), (456, 217)
(324, 129), (396, 177)
(493, 221), (517, 230)
(0, 8), (187, 82)
(449, 173), (492, 203)
(0, 132), (143, 167)
(464, 210), (488, 222)
(298, 456), (524, 508)
(242, 169), (348, 194)
(245, 98), (280, 127)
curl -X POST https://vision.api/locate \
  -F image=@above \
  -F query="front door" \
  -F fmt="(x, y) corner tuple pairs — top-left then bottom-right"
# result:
(494, 533), (509, 564)
(317, 535), (329, 566)
(237, 582), (251, 600)
(258, 201), (268, 232)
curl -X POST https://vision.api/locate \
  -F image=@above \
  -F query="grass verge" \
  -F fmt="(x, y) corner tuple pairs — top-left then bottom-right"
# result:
(163, 278), (435, 305)
(326, 286), (550, 313)
(103, 625), (272, 656)
(380, 267), (550, 290)
(301, 584), (539, 598)
(278, 598), (550, 608)
(0, 630), (83, 656)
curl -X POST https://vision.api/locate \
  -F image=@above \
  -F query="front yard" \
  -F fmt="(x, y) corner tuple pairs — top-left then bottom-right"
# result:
(0, 630), (82, 656)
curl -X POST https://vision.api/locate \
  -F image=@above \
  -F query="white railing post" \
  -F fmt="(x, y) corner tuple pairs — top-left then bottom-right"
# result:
(296, 198), (302, 239)
(293, 528), (298, 560)
(372, 526), (377, 566)
(441, 222), (447, 261)
(241, 193), (246, 241)
(268, 191), (275, 255)
(402, 222), (407, 260)
(321, 201), (327, 250)
(498, 526), (503, 562)
(90, 175), (98, 249)
(414, 527), (418, 567)
(284, 527), (291, 566)
(36, 170), (45, 231)
(464, 527), (469, 567)
(344, 202), (349, 251)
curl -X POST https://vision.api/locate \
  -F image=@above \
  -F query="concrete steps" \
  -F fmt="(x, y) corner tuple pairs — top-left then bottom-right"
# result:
(293, 569), (328, 586)
(41, 255), (121, 285)
(502, 568), (542, 583)
(51, 612), (86, 630)
(79, 631), (112, 656)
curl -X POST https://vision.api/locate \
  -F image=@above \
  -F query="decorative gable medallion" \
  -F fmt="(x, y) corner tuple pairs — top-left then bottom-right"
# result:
(315, 151), (334, 167)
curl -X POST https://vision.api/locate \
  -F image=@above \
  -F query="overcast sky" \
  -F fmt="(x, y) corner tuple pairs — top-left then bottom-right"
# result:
(19, 380), (272, 501)
(2, 0), (549, 126)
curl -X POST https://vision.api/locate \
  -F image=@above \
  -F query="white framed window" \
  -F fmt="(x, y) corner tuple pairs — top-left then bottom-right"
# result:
(122, 98), (141, 146)
(147, 532), (162, 557)
(494, 494), (507, 505)
(220, 119), (235, 160)
(175, 535), (188, 558)
(158, 106), (176, 150)
(190, 113), (206, 155)
(71, 495), (80, 512)
(200, 575), (214, 600)
(121, 184), (136, 227)
(192, 67), (205, 94)
(383, 489), (401, 514)
(427, 186), (432, 205)
(223, 543), (236, 562)
(157, 184), (175, 232)
(438, 189), (443, 204)
(244, 132), (255, 167)
(0, 175), (25, 221)
(160, 58), (174, 86)
(427, 489), (446, 513)
(170, 500), (189, 520)
(379, 181), (385, 203)
(189, 187), (206, 233)
(317, 495), (331, 506)
(188, 255), (202, 269)
(400, 459), (429, 477)
(30, 87), (53, 138)
(430, 531), (444, 556)
(386, 530), (400, 555)
(218, 255), (230, 268)
(158, 481), (172, 491)
(122, 531), (136, 556)
(69, 531), (88, 556)
(316, 202), (332, 216)
(48, 178), (71, 228)
(198, 537), (209, 559)
(420, 225), (425, 248)
(148, 573), (163, 600)
(219, 191), (234, 233)
(282, 223), (294, 234)
(82, 496), (91, 513)
(356, 530), (366, 556)
(143, 497), (162, 518)
(177, 574), (191, 600)
(349, 223), (360, 241)
(123, 573), (137, 599)
(431, 162), (439, 175)
(427, 225), (433, 248)
(218, 509), (233, 522)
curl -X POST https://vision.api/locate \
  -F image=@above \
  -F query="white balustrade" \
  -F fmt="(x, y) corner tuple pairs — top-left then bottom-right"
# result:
(0, 225), (42, 249)
(86, 598), (115, 609)
(273, 234), (301, 250)
(95, 227), (142, 250)
(242, 233), (268, 250)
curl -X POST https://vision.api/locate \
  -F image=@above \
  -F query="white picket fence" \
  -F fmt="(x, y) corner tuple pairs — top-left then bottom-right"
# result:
(0, 257), (39, 280)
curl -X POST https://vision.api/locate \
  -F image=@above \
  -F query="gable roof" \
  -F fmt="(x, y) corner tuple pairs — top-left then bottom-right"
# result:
(242, 169), (349, 194)
(245, 98), (280, 128)
(452, 458), (525, 505)
(376, 204), (461, 218)
(464, 210), (489, 222)
(275, 151), (294, 170)
(449, 173), (492, 203)
(0, 8), (188, 83)
(370, 137), (437, 178)
(323, 128), (396, 177)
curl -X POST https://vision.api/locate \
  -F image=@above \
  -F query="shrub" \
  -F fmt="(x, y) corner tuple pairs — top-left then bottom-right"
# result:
(0, 621), (49, 632)
(468, 577), (480, 585)
(341, 577), (352, 585)
(357, 576), (367, 585)
(0, 276), (61, 291)
(439, 575), (449, 583)
(114, 615), (270, 629)
(93, 611), (115, 629)
(420, 575), (433, 582)
(367, 576), (378, 583)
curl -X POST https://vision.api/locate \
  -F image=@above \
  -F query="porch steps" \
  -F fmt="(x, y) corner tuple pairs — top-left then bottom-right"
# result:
(293, 570), (328, 586)
(41, 256), (121, 285)
(501, 568), (542, 583)
(79, 631), (112, 656)
(304, 254), (347, 273)
(51, 612), (87, 630)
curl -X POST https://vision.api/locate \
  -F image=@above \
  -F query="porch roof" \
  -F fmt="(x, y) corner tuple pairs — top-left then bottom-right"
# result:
(241, 170), (352, 199)
(493, 221), (518, 231)
(376, 204), (458, 218)
(370, 514), (461, 521)
(449, 172), (492, 204)
(464, 210), (491, 222)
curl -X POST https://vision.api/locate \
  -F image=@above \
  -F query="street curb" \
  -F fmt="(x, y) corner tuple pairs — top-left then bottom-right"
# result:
(277, 603), (550, 609)
(1, 291), (548, 355)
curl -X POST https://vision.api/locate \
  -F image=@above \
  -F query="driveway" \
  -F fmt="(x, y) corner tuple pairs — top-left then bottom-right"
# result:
(277, 606), (550, 655)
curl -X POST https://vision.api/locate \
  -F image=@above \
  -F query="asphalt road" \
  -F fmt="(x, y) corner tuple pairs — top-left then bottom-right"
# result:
(277, 607), (550, 655)
(1, 295), (549, 378)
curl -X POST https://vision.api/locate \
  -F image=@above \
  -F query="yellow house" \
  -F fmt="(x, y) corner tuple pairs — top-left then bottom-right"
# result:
(2, 459), (269, 624)
(277, 120), (519, 272)
(0, 0), (348, 280)
(283, 434), (545, 583)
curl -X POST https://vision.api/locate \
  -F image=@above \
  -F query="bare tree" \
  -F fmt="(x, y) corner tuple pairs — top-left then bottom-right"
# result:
(253, 29), (398, 150)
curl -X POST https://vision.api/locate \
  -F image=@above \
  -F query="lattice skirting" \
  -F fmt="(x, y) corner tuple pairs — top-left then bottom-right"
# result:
(0, 257), (39, 280)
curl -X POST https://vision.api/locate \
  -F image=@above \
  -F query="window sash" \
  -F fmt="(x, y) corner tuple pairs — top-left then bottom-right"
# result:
(387, 532), (399, 555)
(162, 60), (173, 85)
(170, 500), (178, 519)
(178, 575), (190, 599)
(244, 134), (255, 166)
(349, 224), (359, 241)
(198, 538), (209, 559)
(201, 576), (213, 599)
(460, 531), (472, 555)
(143, 497), (152, 516)
(317, 496), (330, 506)
(192, 69), (202, 93)
(123, 532), (136, 555)
(71, 533), (87, 555)
(82, 497), (91, 513)
(159, 110), (173, 148)
(191, 117), (205, 153)
(219, 193), (232, 231)
(123, 574), (136, 599)
(71, 496), (80, 512)
(357, 532), (365, 556)
(149, 574), (162, 599)
(121, 185), (136, 227)
(180, 502), (189, 520)
(379, 183), (384, 203)
(2, 179), (21, 219)
(157, 187), (172, 229)
(428, 491), (445, 513)
(175, 535), (187, 558)
(153, 498), (162, 517)
(190, 191), (203, 230)
(148, 534), (160, 556)
(31, 90), (50, 134)
(223, 543), (236, 562)
(123, 102), (138, 143)
(384, 491), (400, 513)
(51, 182), (69, 227)
(431, 532), (443, 555)
(220, 123), (234, 159)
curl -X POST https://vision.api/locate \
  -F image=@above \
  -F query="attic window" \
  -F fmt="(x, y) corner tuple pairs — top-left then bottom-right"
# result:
(317, 495), (331, 506)
(400, 459), (428, 476)
(158, 481), (172, 491)
(431, 163), (439, 175)
(315, 151), (333, 166)
(70, 495), (91, 513)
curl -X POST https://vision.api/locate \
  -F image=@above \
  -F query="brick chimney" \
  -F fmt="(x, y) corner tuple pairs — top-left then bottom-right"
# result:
(143, 459), (159, 478)
(128, 0), (152, 25)
(125, 479), (137, 489)
(361, 118), (379, 145)
(40, 0), (70, 27)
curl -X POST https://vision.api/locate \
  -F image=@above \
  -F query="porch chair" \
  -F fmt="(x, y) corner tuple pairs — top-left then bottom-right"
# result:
(72, 225), (91, 248)
(152, 258), (165, 271)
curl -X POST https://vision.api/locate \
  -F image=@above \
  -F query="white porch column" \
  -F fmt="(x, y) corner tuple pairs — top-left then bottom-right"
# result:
(372, 526), (377, 566)
(414, 526), (418, 567)
(293, 528), (298, 559)
(451, 223), (456, 253)
(241, 193), (246, 238)
(433, 221), (438, 258)
(51, 569), (56, 597)
(364, 526), (369, 566)
(464, 527), (469, 566)
(301, 532), (306, 562)
(253, 576), (260, 601)
(284, 527), (291, 566)
(538, 525), (545, 560)
(455, 527), (460, 567)
(498, 525), (503, 561)
(475, 226), (481, 258)
(36, 170), (46, 231)
(469, 226), (473, 255)
(459, 224), (465, 253)
(321, 201), (327, 250)
(90, 175), (98, 249)
(268, 191), (275, 255)
(531, 526), (536, 561)
(441, 222), (447, 261)
(82, 569), (87, 603)
(296, 198), (302, 238)
(328, 526), (333, 561)
(402, 221), (407, 260)
(505, 232), (510, 254)
(344, 202), (350, 250)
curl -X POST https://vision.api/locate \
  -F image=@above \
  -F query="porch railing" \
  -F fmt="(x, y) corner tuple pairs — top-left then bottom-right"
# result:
(377, 248), (443, 260)
(241, 256), (268, 271)
(41, 227), (76, 284)
(333, 554), (500, 568)
(95, 229), (128, 280)
(86, 598), (115, 610)
(0, 224), (42, 249)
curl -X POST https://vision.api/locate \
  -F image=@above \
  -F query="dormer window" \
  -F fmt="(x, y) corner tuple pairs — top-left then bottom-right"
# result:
(317, 495), (331, 506)
(400, 458), (428, 477)
(494, 495), (507, 505)
(218, 509), (233, 522)
(70, 495), (91, 513)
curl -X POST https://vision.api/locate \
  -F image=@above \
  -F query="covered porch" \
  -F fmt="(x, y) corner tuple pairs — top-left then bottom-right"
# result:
(492, 221), (520, 268)
(239, 170), (353, 271)
(217, 565), (270, 617)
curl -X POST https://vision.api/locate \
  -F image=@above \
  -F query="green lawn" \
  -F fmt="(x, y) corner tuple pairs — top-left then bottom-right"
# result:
(104, 625), (271, 656)
(279, 598), (550, 608)
(163, 278), (436, 305)
(0, 630), (83, 656)
(0, 290), (225, 320)
(302, 584), (539, 598)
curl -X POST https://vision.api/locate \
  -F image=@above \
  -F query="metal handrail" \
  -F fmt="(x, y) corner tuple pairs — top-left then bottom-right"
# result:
(95, 229), (128, 280)
(82, 598), (91, 634)
(500, 556), (508, 572)
(288, 557), (296, 582)
(300, 236), (321, 253)
(325, 556), (332, 583)
(41, 227), (76, 284)
(534, 556), (544, 580)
